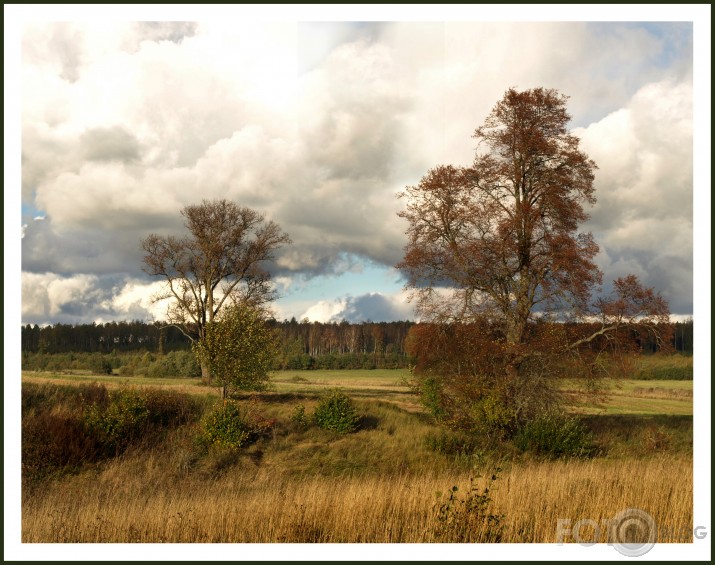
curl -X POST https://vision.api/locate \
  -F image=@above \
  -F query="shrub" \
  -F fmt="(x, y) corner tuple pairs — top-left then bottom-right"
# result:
(22, 411), (100, 483)
(199, 401), (252, 450)
(434, 470), (506, 542)
(419, 376), (448, 423)
(514, 410), (593, 458)
(144, 388), (203, 428)
(290, 404), (309, 429)
(145, 351), (201, 378)
(194, 305), (277, 391)
(83, 387), (149, 454)
(88, 354), (113, 375)
(313, 390), (360, 434)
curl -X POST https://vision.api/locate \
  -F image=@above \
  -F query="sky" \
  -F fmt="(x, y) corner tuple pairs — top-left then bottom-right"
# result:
(8, 6), (709, 328)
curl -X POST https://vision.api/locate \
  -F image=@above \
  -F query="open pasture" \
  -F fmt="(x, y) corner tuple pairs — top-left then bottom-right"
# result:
(20, 358), (694, 544)
(22, 364), (693, 416)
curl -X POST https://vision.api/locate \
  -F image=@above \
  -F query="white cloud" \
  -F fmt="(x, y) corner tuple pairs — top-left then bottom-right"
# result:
(575, 79), (693, 314)
(109, 279), (170, 320)
(298, 291), (416, 323)
(22, 272), (99, 319)
(300, 299), (349, 324)
(21, 272), (168, 324)
(16, 20), (696, 323)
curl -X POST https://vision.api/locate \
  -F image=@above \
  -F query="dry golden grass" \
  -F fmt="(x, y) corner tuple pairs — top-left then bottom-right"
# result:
(20, 373), (694, 544)
(21, 372), (217, 398)
(22, 453), (691, 543)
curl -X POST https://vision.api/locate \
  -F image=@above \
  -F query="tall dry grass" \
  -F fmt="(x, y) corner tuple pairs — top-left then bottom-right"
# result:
(20, 380), (693, 544)
(22, 453), (691, 543)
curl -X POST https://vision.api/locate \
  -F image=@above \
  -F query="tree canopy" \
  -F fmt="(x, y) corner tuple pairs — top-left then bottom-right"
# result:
(398, 88), (604, 343)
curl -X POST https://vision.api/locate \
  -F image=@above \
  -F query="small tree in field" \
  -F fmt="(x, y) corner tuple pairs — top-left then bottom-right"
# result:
(142, 199), (290, 384)
(194, 303), (277, 398)
(398, 87), (670, 438)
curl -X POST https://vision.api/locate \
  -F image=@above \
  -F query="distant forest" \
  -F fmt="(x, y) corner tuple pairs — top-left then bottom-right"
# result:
(21, 318), (419, 370)
(21, 317), (693, 359)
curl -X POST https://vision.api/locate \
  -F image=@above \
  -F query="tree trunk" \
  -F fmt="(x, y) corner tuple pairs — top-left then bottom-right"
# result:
(201, 360), (212, 385)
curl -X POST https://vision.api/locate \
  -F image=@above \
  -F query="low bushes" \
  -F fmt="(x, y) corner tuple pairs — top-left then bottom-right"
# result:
(313, 390), (360, 434)
(199, 401), (253, 450)
(21, 350), (202, 378)
(21, 383), (204, 484)
(514, 410), (593, 458)
(83, 388), (150, 455)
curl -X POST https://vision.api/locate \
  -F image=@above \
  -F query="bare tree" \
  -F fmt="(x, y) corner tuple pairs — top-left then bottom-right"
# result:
(142, 199), (290, 383)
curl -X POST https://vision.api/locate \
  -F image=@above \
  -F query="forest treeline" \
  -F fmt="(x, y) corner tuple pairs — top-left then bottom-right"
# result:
(21, 318), (419, 370)
(21, 317), (693, 374)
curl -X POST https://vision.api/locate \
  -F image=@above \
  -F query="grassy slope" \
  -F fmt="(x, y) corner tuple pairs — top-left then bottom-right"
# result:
(20, 378), (692, 543)
(20, 358), (695, 543)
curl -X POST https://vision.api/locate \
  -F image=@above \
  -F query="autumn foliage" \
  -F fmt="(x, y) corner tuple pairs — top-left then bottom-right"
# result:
(398, 88), (671, 438)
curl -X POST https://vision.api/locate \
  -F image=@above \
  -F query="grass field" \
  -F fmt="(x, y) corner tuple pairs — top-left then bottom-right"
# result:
(22, 365), (693, 416)
(19, 362), (694, 544)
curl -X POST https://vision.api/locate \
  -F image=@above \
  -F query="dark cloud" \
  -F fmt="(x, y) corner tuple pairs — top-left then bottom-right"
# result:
(80, 126), (141, 163)
(597, 249), (693, 317)
(21, 216), (163, 278)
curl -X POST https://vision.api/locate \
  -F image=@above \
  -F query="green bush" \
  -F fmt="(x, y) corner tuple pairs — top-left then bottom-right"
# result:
(87, 353), (114, 375)
(83, 387), (149, 454)
(514, 410), (592, 458)
(290, 403), (310, 429)
(634, 366), (693, 380)
(471, 391), (518, 439)
(199, 401), (252, 450)
(420, 376), (448, 423)
(313, 390), (360, 434)
(145, 351), (201, 378)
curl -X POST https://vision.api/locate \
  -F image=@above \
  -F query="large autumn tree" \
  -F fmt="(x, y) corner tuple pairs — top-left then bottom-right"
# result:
(142, 199), (290, 383)
(398, 88), (670, 435)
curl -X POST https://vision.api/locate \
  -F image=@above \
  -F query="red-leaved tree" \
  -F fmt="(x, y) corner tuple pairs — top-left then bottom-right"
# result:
(398, 88), (670, 437)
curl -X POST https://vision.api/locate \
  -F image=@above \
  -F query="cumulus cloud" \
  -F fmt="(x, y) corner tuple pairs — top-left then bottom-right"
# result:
(21, 272), (169, 325)
(80, 126), (141, 163)
(299, 292), (416, 324)
(16, 19), (695, 324)
(575, 80), (693, 314)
